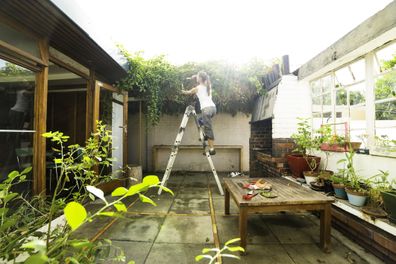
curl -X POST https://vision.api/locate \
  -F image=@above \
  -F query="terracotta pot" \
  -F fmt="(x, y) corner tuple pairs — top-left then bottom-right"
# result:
(287, 154), (321, 178)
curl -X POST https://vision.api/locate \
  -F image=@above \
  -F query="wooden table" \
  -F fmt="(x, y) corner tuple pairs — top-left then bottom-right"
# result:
(224, 177), (334, 253)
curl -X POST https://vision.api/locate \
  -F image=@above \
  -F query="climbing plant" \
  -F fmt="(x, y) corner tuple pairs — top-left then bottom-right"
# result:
(117, 47), (271, 126)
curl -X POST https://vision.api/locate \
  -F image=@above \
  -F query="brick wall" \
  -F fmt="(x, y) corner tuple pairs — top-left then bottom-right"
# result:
(249, 119), (295, 177)
(332, 206), (396, 263)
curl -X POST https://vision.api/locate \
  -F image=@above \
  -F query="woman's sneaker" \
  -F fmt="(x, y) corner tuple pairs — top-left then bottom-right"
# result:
(209, 148), (216, 155)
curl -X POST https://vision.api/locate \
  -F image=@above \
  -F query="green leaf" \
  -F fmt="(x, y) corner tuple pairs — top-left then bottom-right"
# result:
(86, 185), (107, 204)
(127, 261), (136, 264)
(142, 175), (160, 186)
(195, 255), (212, 262)
(3, 192), (18, 203)
(42, 132), (53, 138)
(220, 253), (241, 260)
(21, 166), (32, 175)
(226, 246), (245, 252)
(112, 187), (128, 197)
(139, 194), (157, 206)
(98, 211), (116, 217)
(64, 201), (87, 230)
(25, 253), (48, 264)
(65, 257), (80, 264)
(114, 202), (127, 212)
(22, 240), (46, 253)
(202, 248), (220, 253)
(54, 158), (62, 164)
(69, 239), (92, 249)
(157, 185), (174, 196)
(225, 238), (240, 246)
(8, 170), (19, 180)
(126, 183), (146, 196)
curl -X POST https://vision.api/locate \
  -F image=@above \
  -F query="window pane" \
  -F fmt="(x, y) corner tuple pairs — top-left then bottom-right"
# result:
(349, 82), (365, 105)
(0, 22), (39, 57)
(322, 92), (331, 105)
(349, 59), (365, 83)
(375, 42), (396, 73)
(374, 71), (396, 100)
(350, 105), (366, 146)
(312, 112), (322, 130)
(335, 66), (354, 87)
(322, 75), (332, 93)
(311, 80), (322, 95)
(0, 59), (35, 186)
(47, 62), (87, 146)
(375, 100), (396, 121)
(336, 88), (347, 105)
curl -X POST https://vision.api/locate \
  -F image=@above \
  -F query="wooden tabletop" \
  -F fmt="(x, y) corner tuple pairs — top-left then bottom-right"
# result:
(224, 177), (334, 207)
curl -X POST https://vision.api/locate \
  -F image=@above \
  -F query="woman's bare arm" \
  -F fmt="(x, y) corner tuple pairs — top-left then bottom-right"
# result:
(181, 87), (198, 95)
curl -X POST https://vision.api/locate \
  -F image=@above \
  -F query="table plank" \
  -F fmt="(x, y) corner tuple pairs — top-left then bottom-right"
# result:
(224, 177), (334, 207)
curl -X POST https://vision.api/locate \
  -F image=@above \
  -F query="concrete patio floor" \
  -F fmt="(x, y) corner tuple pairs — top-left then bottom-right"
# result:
(76, 173), (384, 264)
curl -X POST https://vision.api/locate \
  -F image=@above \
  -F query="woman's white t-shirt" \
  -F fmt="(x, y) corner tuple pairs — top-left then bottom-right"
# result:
(196, 84), (215, 110)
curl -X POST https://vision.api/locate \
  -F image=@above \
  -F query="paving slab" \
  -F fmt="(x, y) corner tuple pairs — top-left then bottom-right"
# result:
(216, 215), (278, 245)
(128, 195), (174, 214)
(223, 244), (295, 264)
(170, 197), (210, 214)
(101, 215), (164, 242)
(145, 242), (213, 264)
(156, 215), (213, 244)
(177, 187), (209, 199)
(212, 197), (239, 215)
(97, 241), (152, 264)
(284, 243), (374, 264)
(71, 215), (113, 239)
(264, 213), (320, 244)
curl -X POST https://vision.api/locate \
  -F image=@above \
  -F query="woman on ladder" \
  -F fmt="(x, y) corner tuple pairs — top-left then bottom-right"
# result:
(182, 71), (217, 155)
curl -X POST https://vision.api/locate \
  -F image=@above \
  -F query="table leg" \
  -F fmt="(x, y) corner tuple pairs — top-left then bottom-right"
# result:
(225, 188), (230, 215)
(320, 203), (332, 253)
(239, 207), (248, 255)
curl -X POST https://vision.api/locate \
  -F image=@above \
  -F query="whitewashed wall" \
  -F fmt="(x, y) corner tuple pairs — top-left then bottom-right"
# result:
(272, 75), (311, 138)
(128, 111), (251, 172)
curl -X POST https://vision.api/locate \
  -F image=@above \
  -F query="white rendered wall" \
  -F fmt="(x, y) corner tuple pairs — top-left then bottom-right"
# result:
(128, 112), (250, 172)
(272, 75), (312, 138)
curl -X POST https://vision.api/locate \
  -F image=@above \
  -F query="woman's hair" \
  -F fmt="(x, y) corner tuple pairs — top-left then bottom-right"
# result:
(197, 71), (211, 96)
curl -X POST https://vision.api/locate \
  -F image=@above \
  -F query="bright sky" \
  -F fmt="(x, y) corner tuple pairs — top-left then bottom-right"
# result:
(73, 0), (393, 70)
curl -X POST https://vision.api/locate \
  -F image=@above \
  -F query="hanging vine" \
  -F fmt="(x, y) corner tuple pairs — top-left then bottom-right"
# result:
(117, 46), (271, 126)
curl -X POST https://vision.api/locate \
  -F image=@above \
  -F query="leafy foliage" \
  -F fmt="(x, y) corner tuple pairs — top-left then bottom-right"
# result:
(117, 48), (271, 126)
(195, 238), (244, 264)
(0, 123), (173, 263)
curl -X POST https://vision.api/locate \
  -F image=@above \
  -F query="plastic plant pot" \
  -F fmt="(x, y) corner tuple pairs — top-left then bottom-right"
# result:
(346, 188), (368, 207)
(332, 183), (347, 200)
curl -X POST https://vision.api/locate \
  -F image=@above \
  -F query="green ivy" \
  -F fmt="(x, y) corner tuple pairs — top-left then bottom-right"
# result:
(117, 47), (271, 126)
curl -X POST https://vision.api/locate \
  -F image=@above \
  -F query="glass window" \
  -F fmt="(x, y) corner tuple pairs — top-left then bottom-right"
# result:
(335, 59), (365, 87)
(0, 59), (35, 188)
(0, 22), (39, 57)
(349, 82), (366, 105)
(374, 42), (396, 74)
(47, 62), (87, 146)
(374, 71), (396, 100)
(336, 88), (347, 105)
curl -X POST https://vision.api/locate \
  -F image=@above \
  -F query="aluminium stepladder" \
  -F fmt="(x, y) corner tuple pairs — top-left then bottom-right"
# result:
(158, 105), (224, 195)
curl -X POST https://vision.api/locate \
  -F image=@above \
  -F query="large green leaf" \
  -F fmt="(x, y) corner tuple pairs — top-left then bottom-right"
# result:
(139, 194), (157, 206)
(24, 253), (48, 264)
(114, 202), (127, 212)
(126, 183), (146, 196)
(225, 238), (240, 246)
(112, 187), (128, 197)
(142, 175), (160, 186)
(64, 202), (87, 230)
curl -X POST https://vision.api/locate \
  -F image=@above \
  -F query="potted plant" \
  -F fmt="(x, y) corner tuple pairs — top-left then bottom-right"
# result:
(330, 173), (348, 199)
(340, 149), (369, 207)
(382, 190), (396, 224)
(287, 118), (321, 179)
(362, 170), (394, 218)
